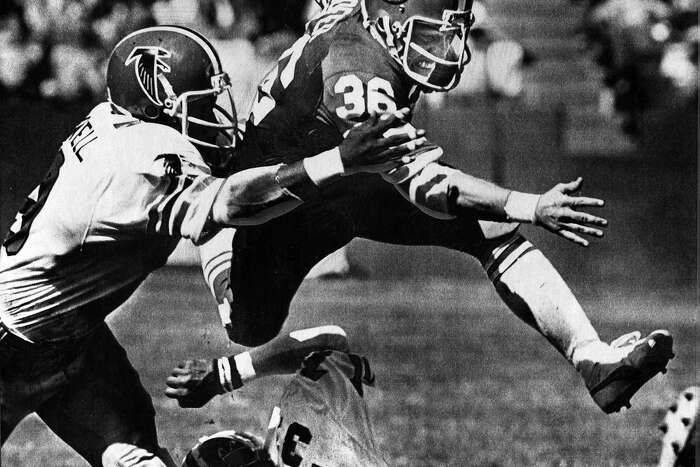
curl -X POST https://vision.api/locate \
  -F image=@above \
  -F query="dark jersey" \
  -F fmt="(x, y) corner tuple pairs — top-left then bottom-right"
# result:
(233, 2), (420, 172)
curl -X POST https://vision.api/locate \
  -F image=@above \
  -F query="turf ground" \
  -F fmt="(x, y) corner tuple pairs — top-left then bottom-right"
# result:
(1, 267), (696, 466)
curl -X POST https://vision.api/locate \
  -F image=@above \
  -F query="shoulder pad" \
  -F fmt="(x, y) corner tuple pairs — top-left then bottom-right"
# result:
(120, 122), (210, 176)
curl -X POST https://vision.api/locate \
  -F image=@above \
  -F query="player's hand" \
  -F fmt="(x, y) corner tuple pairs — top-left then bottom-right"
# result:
(339, 108), (427, 174)
(534, 177), (608, 247)
(165, 359), (225, 408)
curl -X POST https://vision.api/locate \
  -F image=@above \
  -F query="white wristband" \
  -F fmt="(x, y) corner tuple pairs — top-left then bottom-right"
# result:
(217, 357), (234, 392)
(233, 351), (256, 382)
(504, 191), (540, 223)
(302, 147), (345, 185)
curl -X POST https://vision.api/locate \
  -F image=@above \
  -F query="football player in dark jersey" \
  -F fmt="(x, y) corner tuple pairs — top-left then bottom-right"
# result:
(202, 0), (673, 415)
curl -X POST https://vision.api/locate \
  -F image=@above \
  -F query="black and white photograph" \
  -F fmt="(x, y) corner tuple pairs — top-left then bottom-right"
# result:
(0, 0), (697, 465)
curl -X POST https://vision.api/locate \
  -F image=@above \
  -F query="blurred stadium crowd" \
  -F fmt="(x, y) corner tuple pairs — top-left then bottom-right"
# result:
(577, 0), (698, 135)
(0, 0), (697, 136)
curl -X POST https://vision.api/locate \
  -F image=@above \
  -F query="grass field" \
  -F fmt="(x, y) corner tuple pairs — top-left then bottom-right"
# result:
(1, 267), (696, 466)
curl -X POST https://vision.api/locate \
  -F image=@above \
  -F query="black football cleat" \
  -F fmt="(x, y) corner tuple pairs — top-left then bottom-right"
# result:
(579, 330), (675, 414)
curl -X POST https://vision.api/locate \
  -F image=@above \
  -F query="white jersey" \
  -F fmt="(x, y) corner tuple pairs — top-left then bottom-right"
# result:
(0, 103), (224, 344)
(274, 351), (389, 467)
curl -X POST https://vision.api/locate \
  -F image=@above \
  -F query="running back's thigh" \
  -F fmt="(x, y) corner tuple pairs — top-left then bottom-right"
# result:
(349, 174), (505, 257)
(229, 195), (355, 346)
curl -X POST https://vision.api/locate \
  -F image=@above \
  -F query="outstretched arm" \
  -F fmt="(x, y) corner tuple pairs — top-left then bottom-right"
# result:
(164, 325), (350, 408)
(401, 167), (608, 247)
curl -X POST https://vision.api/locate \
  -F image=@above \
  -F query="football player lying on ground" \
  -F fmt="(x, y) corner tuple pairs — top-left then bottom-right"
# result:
(165, 326), (388, 466)
(201, 0), (674, 417)
(0, 26), (426, 467)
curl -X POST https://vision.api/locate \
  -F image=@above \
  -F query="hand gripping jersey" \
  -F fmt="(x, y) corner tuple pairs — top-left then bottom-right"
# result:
(0, 103), (225, 344)
(274, 351), (388, 467)
(233, 0), (438, 175)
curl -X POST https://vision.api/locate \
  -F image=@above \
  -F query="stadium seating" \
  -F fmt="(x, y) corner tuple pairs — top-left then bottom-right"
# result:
(489, 0), (635, 153)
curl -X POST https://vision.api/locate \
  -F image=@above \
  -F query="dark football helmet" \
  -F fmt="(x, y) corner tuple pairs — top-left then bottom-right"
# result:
(182, 431), (275, 467)
(107, 26), (238, 152)
(359, 0), (475, 91)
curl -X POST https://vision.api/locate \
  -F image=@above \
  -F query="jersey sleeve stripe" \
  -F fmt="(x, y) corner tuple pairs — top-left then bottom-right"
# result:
(169, 193), (193, 237)
(146, 176), (177, 233)
(202, 251), (232, 273)
(152, 176), (194, 235)
(205, 258), (231, 291)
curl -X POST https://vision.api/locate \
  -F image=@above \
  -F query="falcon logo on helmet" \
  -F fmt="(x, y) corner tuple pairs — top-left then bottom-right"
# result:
(107, 26), (240, 152)
(125, 46), (172, 107)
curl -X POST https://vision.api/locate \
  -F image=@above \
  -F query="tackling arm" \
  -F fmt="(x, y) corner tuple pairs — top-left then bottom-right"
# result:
(208, 109), (425, 228)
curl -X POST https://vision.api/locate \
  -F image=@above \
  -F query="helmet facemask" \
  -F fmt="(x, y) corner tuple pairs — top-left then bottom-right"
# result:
(401, 8), (473, 91)
(160, 71), (240, 151)
(365, 0), (475, 91)
(183, 430), (277, 467)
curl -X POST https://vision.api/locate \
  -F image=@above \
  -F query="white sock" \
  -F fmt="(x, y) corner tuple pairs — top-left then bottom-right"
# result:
(571, 341), (615, 369)
(487, 237), (600, 362)
(571, 332), (641, 370)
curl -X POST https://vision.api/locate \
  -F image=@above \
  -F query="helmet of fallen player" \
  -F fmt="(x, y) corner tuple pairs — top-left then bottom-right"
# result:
(182, 431), (276, 467)
(106, 26), (238, 155)
(360, 0), (475, 91)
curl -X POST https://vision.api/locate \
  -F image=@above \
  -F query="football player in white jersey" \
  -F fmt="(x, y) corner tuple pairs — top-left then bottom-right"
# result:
(0, 26), (426, 467)
(166, 327), (386, 467)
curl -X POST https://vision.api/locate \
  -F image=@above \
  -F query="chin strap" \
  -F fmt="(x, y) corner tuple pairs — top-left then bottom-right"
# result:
(366, 17), (404, 63)
(158, 74), (178, 110)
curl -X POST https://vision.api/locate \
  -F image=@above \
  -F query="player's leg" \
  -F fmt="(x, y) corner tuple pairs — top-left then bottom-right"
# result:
(0, 329), (73, 447)
(358, 174), (673, 412)
(482, 227), (673, 412)
(35, 325), (175, 467)
(228, 200), (355, 347)
(352, 175), (595, 353)
(0, 377), (31, 448)
(1, 331), (28, 446)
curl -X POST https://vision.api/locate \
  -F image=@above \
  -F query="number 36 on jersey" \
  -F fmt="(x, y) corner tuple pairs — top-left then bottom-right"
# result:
(333, 74), (397, 120)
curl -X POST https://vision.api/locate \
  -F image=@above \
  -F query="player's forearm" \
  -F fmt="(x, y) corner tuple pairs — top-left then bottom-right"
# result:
(390, 161), (541, 222)
(447, 171), (540, 223)
(445, 171), (515, 221)
(213, 326), (349, 390)
(209, 149), (349, 226)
